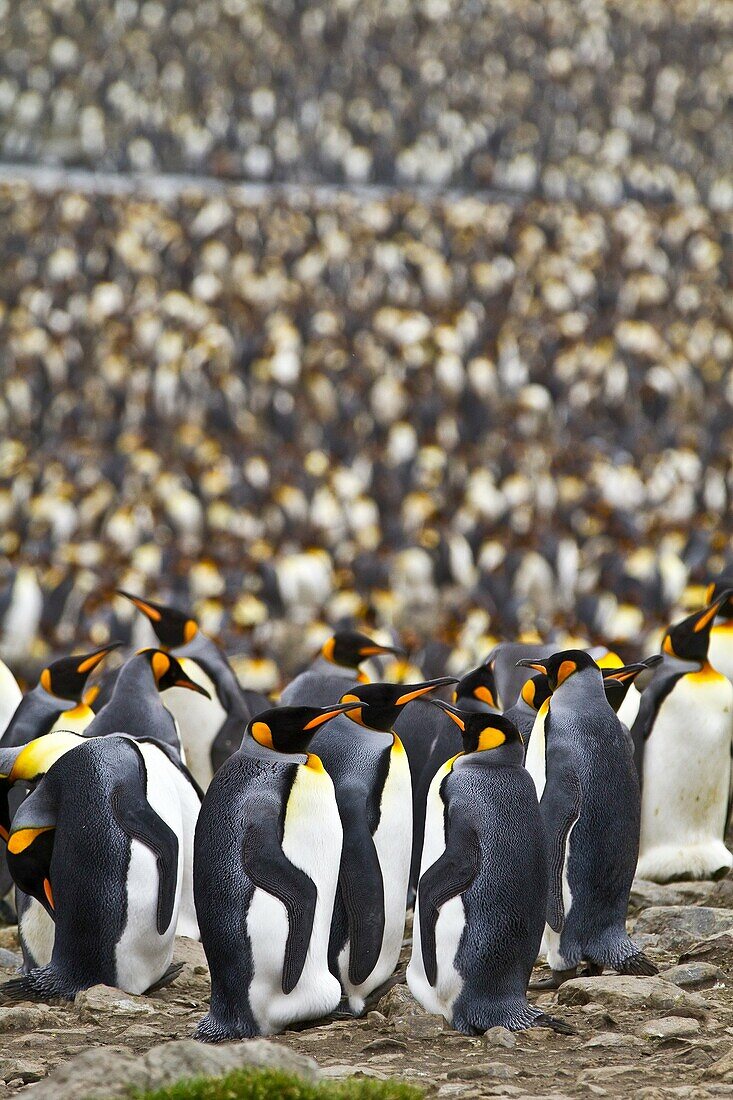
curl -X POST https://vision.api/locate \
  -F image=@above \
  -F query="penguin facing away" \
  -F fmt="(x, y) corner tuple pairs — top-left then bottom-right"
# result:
(0, 732), (193, 999)
(280, 630), (403, 707)
(634, 593), (733, 883)
(407, 705), (570, 1035)
(83, 648), (210, 763)
(518, 651), (657, 986)
(0, 644), (121, 749)
(195, 704), (355, 1041)
(117, 591), (261, 788)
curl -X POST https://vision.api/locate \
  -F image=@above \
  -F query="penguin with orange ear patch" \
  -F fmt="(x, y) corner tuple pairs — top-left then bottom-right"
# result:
(503, 674), (552, 747)
(329, 678), (454, 1012)
(517, 651), (656, 986)
(633, 593), (733, 882)
(194, 704), (355, 1040)
(407, 705), (570, 1035)
(280, 630), (404, 707)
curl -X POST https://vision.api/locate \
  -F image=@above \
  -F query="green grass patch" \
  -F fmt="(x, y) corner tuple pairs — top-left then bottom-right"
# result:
(135, 1067), (424, 1100)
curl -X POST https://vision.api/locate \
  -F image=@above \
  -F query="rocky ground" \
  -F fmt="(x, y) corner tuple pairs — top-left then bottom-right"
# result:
(2, 880), (733, 1098)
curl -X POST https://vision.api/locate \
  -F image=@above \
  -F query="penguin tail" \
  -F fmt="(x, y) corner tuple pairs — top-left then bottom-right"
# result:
(144, 961), (184, 995)
(533, 1012), (576, 1036)
(617, 951), (658, 977)
(0, 967), (71, 1002)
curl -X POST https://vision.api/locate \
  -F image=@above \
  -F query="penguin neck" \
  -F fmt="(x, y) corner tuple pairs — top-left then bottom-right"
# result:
(454, 695), (499, 714)
(456, 741), (524, 768)
(110, 658), (169, 711)
(551, 669), (605, 710)
(310, 656), (356, 677)
(240, 737), (307, 767)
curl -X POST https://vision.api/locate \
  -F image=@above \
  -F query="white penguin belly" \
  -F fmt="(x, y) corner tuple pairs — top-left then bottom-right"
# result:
(616, 685), (641, 730)
(339, 741), (412, 1013)
(524, 703), (548, 800)
(407, 760), (464, 1021)
(20, 896), (56, 968)
(710, 628), (733, 686)
(638, 673), (733, 882)
(543, 819), (576, 972)
(161, 662), (227, 789)
(0, 659), (22, 737)
(246, 760), (343, 1035)
(115, 745), (184, 993)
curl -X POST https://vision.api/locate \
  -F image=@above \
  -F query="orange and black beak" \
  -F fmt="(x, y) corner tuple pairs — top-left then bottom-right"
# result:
(664, 589), (733, 661)
(117, 590), (198, 649)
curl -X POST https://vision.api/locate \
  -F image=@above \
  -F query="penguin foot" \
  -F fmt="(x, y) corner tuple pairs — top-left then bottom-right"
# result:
(529, 968), (577, 990)
(144, 962), (184, 995)
(617, 952), (658, 977)
(578, 962), (604, 978)
(533, 1012), (576, 1036)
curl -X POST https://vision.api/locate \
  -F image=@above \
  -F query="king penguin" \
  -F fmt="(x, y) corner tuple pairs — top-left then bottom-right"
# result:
(332, 679), (454, 1009)
(280, 630), (403, 707)
(503, 675), (552, 747)
(0, 729), (198, 998)
(194, 704), (355, 1040)
(117, 591), (269, 788)
(407, 705), (570, 1034)
(634, 592), (733, 882)
(518, 651), (656, 986)
(452, 661), (500, 713)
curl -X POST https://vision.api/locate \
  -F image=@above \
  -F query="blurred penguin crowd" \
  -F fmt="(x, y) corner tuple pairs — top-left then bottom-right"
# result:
(1, 0), (733, 685)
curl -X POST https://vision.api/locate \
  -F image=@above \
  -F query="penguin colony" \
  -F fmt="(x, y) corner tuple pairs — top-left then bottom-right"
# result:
(0, 581), (732, 1043)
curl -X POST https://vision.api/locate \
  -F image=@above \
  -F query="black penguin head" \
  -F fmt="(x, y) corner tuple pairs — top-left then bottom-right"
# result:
(338, 677), (457, 731)
(247, 703), (361, 755)
(663, 591), (733, 662)
(320, 630), (403, 670)
(516, 649), (598, 692)
(453, 662), (498, 708)
(519, 673), (552, 711)
(431, 700), (523, 754)
(39, 643), (122, 701)
(706, 576), (733, 621)
(118, 590), (198, 648)
(601, 655), (662, 712)
(136, 649), (211, 697)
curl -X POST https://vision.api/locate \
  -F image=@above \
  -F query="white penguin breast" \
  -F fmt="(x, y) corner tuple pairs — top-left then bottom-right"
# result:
(709, 628), (733, 685)
(20, 897), (56, 968)
(161, 661), (227, 789)
(524, 705), (548, 801)
(246, 762), (343, 1035)
(0, 660), (22, 737)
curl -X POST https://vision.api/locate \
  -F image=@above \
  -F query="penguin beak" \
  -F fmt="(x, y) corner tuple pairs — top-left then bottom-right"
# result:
(693, 589), (733, 633)
(303, 702), (368, 730)
(642, 654), (663, 669)
(358, 644), (405, 659)
(430, 698), (467, 732)
(516, 659), (548, 673)
(173, 677), (211, 699)
(394, 677), (458, 706)
(601, 664), (646, 683)
(75, 642), (123, 675)
(117, 589), (163, 623)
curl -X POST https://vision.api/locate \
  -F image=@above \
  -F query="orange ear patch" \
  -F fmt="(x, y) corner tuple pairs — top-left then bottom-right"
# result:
(477, 727), (506, 751)
(151, 652), (171, 681)
(473, 686), (495, 706)
(40, 669), (52, 693)
(556, 660), (577, 686)
(251, 721), (274, 748)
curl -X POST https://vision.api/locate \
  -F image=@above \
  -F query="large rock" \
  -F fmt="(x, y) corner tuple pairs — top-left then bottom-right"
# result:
(633, 907), (733, 952)
(680, 933), (733, 969)
(630, 877), (733, 913)
(25, 1038), (320, 1099)
(75, 985), (158, 1019)
(557, 976), (709, 1019)
(662, 962), (727, 991)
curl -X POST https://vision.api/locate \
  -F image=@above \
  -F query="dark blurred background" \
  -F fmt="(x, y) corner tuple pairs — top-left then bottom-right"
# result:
(0, 0), (732, 685)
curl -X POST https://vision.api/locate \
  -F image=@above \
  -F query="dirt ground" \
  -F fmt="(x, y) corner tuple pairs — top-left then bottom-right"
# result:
(2, 880), (733, 1099)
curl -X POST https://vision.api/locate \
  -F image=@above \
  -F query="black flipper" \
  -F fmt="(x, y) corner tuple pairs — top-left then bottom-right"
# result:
(418, 815), (481, 987)
(210, 713), (247, 776)
(110, 750), (179, 936)
(145, 961), (184, 993)
(337, 799), (386, 987)
(540, 716), (582, 934)
(242, 819), (317, 995)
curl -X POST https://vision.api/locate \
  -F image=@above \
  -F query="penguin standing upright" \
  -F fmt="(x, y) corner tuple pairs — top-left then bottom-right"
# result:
(707, 576), (733, 685)
(117, 592), (268, 788)
(0, 731), (196, 998)
(452, 662), (500, 714)
(332, 680), (451, 1010)
(194, 704), (355, 1040)
(0, 645), (121, 748)
(518, 651), (656, 985)
(280, 630), (402, 707)
(634, 594), (733, 882)
(407, 706), (569, 1034)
